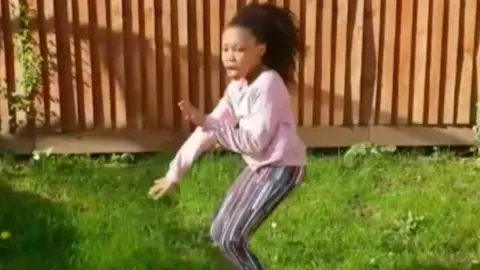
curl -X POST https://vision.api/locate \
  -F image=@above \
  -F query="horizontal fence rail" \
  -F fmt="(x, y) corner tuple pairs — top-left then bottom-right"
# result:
(0, 0), (479, 153)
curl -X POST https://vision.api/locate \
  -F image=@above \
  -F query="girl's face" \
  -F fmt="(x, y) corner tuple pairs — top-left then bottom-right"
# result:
(221, 26), (266, 80)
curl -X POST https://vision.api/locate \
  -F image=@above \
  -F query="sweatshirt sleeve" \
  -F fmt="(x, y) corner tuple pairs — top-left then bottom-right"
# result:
(202, 74), (284, 156)
(165, 97), (236, 184)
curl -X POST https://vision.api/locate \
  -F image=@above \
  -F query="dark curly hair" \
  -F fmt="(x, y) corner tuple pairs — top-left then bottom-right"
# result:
(227, 3), (303, 84)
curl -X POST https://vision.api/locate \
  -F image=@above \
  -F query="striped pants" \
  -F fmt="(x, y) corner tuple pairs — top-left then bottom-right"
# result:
(210, 165), (304, 270)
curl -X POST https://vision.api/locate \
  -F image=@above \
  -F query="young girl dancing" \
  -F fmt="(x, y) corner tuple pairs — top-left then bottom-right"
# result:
(148, 3), (306, 269)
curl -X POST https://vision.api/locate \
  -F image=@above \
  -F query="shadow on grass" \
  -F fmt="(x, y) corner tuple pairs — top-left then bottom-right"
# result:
(0, 180), (77, 270)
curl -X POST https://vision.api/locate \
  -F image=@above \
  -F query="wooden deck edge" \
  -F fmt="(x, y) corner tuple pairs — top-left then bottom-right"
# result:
(0, 126), (475, 154)
(369, 126), (474, 146)
(0, 134), (34, 154)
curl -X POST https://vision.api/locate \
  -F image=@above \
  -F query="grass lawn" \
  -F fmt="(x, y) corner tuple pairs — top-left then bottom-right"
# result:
(1, 149), (480, 270)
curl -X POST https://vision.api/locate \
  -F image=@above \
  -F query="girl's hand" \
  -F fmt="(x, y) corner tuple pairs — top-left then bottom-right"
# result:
(148, 177), (178, 200)
(178, 100), (206, 127)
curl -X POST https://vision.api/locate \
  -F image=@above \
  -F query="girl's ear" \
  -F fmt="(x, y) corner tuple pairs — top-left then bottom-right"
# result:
(258, 43), (266, 57)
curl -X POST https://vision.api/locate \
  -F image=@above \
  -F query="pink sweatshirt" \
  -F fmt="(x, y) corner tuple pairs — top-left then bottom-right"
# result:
(165, 69), (307, 184)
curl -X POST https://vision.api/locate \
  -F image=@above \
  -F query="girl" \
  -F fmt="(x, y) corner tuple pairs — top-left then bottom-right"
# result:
(148, 3), (306, 269)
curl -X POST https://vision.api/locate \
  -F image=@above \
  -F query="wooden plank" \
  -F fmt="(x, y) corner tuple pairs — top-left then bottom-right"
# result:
(29, 126), (476, 153)
(87, 0), (107, 129)
(302, 0), (316, 126)
(153, 0), (163, 128)
(367, 0), (382, 125)
(443, 0), (461, 124)
(130, 0), (143, 130)
(427, 0), (445, 124)
(43, 0), (62, 132)
(412, 0), (430, 124)
(377, 0), (396, 124)
(1, 0), (17, 133)
(105, 0), (118, 129)
(34, 0), (52, 132)
(34, 129), (189, 153)
(75, 0), (94, 130)
(95, 0), (112, 129)
(141, 0), (158, 129)
(110, 0), (127, 129)
(177, 0), (190, 132)
(122, 0), (139, 130)
(370, 126), (474, 146)
(0, 0), (9, 134)
(349, 0), (364, 125)
(333, 0), (348, 125)
(456, 0), (477, 124)
(161, 0), (174, 128)
(396, 0), (414, 125)
(195, 0), (206, 115)
(289, 0), (301, 125)
(208, 0), (221, 112)
(319, 0), (332, 126)
(54, 0), (76, 131)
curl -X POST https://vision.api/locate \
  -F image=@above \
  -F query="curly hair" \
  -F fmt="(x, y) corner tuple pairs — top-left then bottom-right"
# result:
(227, 3), (303, 84)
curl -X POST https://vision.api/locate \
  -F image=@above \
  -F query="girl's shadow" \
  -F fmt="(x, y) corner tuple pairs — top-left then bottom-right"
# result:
(0, 180), (77, 270)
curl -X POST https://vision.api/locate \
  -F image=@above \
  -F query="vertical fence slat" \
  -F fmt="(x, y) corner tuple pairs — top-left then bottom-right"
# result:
(348, 0), (364, 126)
(153, 0), (163, 128)
(457, 0), (477, 124)
(412, 0), (430, 124)
(137, 0), (147, 129)
(1, 0), (17, 132)
(289, 0), (300, 125)
(105, 0), (117, 129)
(396, 0), (414, 125)
(195, 0), (206, 116)
(367, 0), (382, 125)
(44, 0), (62, 132)
(71, 0), (85, 130)
(427, 0), (445, 125)
(87, 0), (105, 129)
(161, 0), (174, 129)
(176, 0), (190, 132)
(333, 0), (348, 125)
(207, 0), (221, 112)
(141, 0), (157, 129)
(302, 0), (316, 127)
(131, 0), (143, 130)
(54, 0), (76, 131)
(377, 1), (396, 124)
(443, 0), (461, 125)
(96, 0), (111, 129)
(111, 0), (126, 129)
(122, 0), (138, 130)
(320, 0), (333, 126)
(76, 0), (94, 130)
(0, 0), (7, 133)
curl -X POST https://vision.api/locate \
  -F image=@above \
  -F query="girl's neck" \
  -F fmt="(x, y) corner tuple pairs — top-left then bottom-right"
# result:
(244, 65), (265, 85)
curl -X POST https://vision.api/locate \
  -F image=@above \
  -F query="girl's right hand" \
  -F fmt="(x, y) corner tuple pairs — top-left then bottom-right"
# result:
(148, 177), (178, 200)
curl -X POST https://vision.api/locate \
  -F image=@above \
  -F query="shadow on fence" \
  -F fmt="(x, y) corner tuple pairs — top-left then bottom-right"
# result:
(0, 0), (478, 152)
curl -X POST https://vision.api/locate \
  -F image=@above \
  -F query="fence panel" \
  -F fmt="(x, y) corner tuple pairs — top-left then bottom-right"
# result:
(0, 0), (478, 153)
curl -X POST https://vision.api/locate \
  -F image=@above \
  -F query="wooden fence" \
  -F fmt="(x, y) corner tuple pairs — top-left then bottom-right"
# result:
(0, 0), (479, 153)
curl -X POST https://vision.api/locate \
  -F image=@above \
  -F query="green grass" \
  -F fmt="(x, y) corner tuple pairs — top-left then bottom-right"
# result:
(1, 151), (480, 270)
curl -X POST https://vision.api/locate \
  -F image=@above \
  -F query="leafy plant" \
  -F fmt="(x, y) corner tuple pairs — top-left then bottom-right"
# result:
(0, 0), (43, 130)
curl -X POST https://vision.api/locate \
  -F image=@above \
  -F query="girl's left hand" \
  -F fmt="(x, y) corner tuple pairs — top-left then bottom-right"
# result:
(178, 100), (206, 127)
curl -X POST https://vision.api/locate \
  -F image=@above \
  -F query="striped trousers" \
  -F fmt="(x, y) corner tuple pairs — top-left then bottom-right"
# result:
(210, 165), (304, 270)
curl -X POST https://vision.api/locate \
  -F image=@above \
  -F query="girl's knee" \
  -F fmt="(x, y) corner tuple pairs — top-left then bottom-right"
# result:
(209, 220), (223, 245)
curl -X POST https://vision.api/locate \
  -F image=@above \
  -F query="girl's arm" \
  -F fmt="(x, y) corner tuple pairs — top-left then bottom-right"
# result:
(165, 98), (236, 184)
